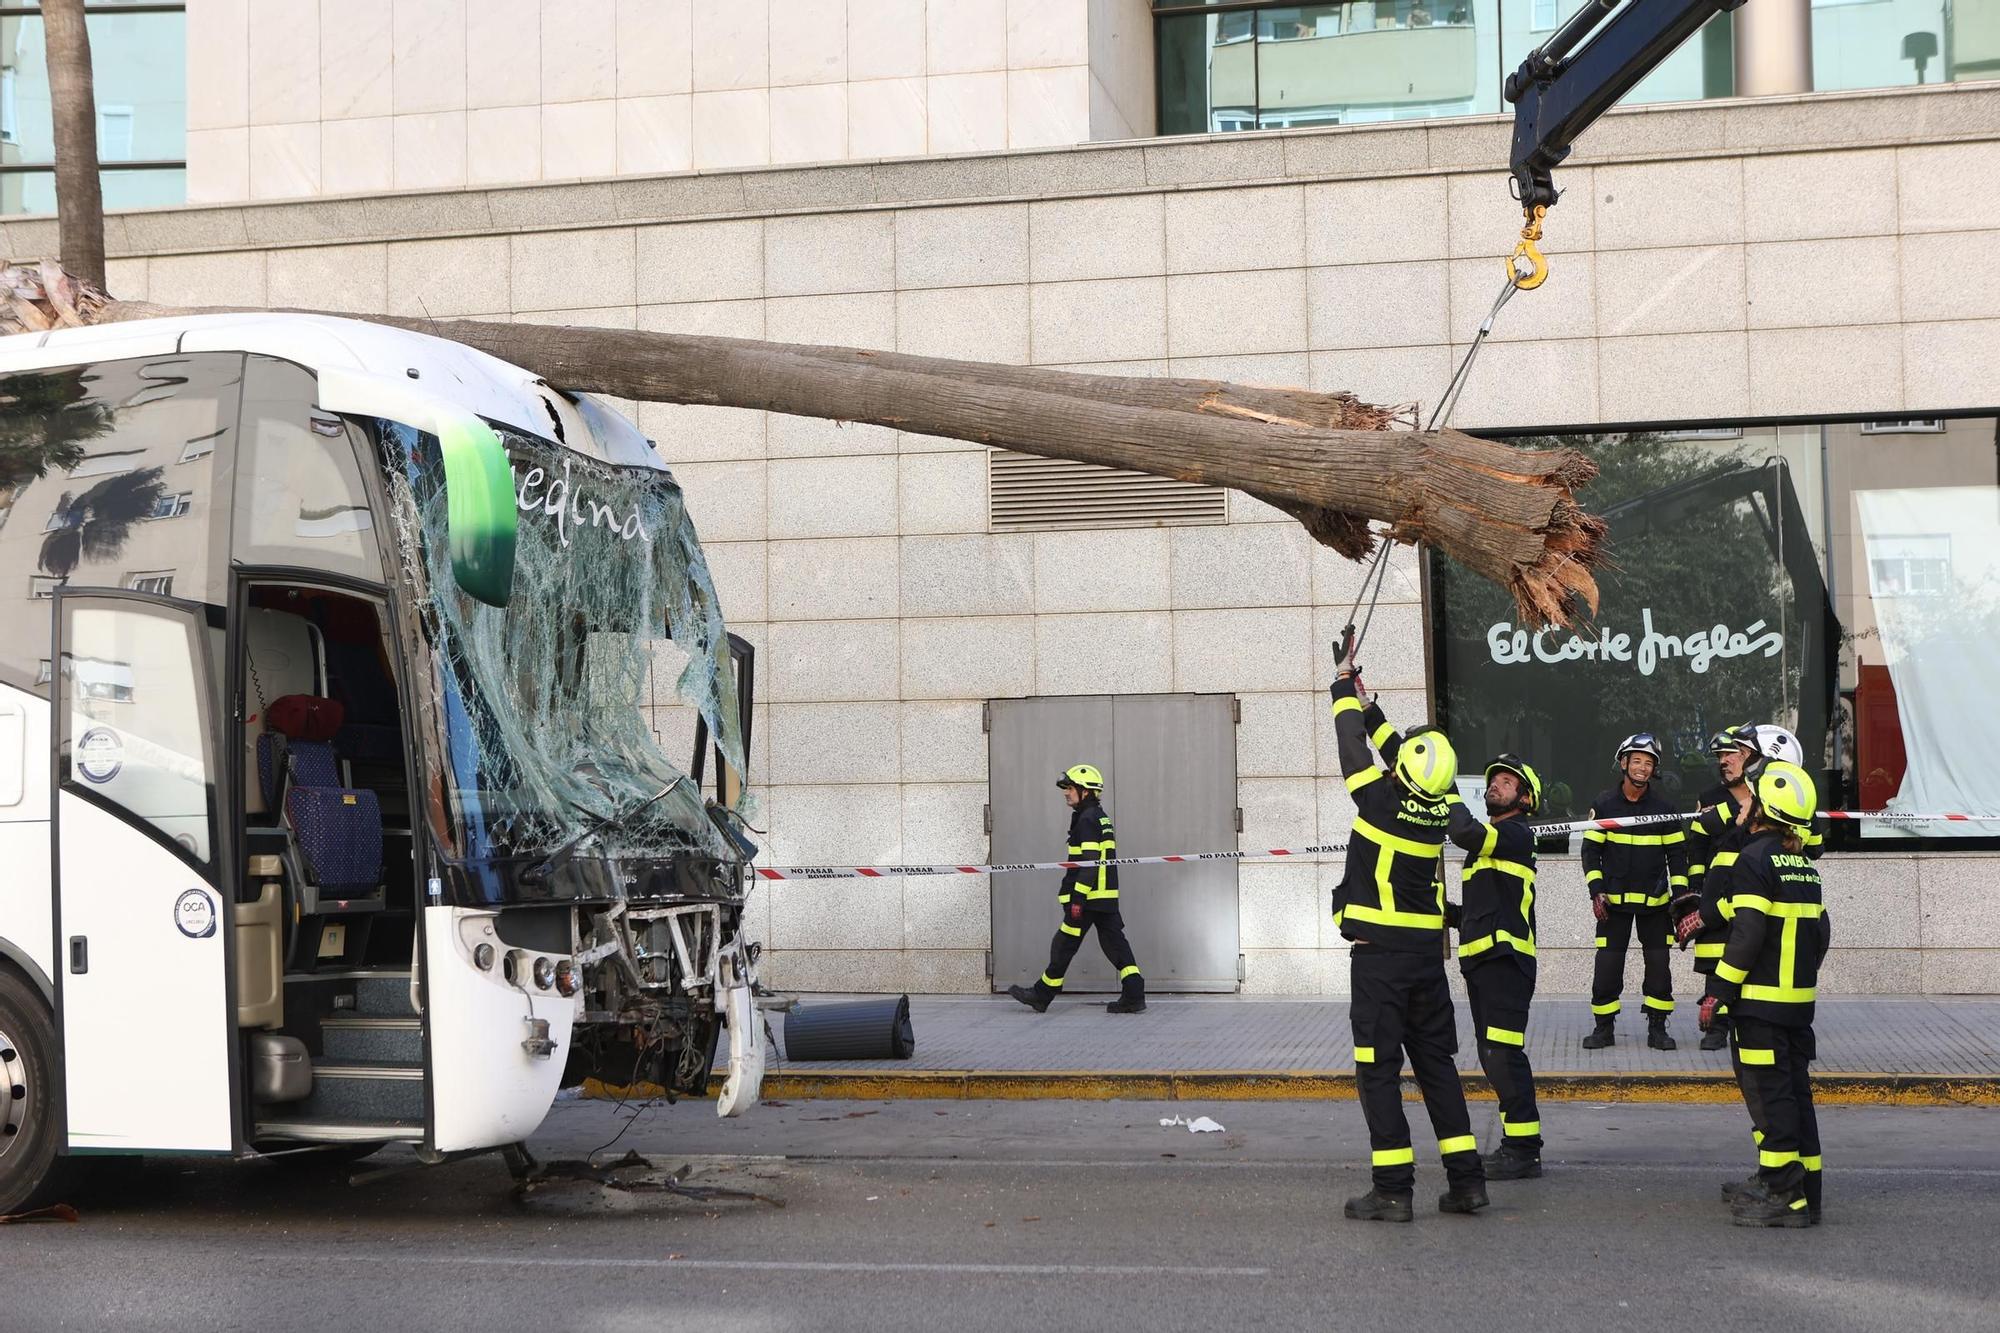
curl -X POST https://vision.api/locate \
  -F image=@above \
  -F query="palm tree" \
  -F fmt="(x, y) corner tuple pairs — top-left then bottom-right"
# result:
(43, 0), (105, 288)
(38, 466), (167, 585)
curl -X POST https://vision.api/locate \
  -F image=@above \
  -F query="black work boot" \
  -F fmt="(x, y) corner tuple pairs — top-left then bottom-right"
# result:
(1105, 979), (1146, 1013)
(1438, 1181), (1491, 1215)
(1581, 1017), (1616, 1049)
(1006, 984), (1051, 1013)
(1647, 1015), (1678, 1051)
(1343, 1189), (1414, 1223)
(1720, 1174), (1762, 1204)
(1483, 1146), (1544, 1180)
(1699, 1022), (1730, 1052)
(1731, 1184), (1812, 1228)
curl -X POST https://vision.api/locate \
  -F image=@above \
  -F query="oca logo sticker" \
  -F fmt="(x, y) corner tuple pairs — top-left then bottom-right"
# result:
(76, 727), (123, 783)
(175, 888), (217, 939)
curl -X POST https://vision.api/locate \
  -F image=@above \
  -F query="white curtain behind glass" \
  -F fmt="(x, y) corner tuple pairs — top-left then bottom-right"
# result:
(1856, 487), (2000, 837)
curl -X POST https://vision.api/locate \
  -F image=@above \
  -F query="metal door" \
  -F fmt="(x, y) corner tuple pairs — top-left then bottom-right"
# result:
(989, 694), (1239, 993)
(54, 591), (236, 1153)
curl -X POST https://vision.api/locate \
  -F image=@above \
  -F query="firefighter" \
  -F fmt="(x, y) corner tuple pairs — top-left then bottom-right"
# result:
(1329, 662), (1487, 1223)
(1674, 724), (1824, 1051)
(1007, 764), (1145, 1014)
(1450, 754), (1545, 1179)
(1699, 759), (1829, 1228)
(1581, 733), (1689, 1051)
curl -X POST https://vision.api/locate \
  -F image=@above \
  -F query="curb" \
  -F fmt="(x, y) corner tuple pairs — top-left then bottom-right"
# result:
(582, 1070), (2000, 1108)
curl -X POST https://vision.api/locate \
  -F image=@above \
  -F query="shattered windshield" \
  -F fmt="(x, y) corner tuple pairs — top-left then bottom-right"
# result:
(384, 419), (746, 873)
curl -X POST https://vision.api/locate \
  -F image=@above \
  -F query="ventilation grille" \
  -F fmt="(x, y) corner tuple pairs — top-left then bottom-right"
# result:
(987, 451), (1228, 532)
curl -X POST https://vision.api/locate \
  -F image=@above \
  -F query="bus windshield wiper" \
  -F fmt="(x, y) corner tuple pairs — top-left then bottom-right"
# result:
(520, 775), (690, 885)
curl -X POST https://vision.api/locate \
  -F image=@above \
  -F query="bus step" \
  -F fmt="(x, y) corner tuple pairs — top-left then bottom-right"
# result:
(320, 1015), (423, 1063)
(299, 1060), (427, 1123)
(254, 1117), (424, 1145)
(352, 972), (419, 1016)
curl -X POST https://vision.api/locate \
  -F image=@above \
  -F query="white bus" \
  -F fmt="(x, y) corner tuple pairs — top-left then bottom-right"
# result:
(0, 314), (767, 1212)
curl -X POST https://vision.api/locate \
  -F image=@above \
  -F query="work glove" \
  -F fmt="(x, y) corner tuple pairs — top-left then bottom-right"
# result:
(1675, 907), (1705, 946)
(1443, 900), (1462, 931)
(1068, 900), (1084, 923)
(1698, 995), (1721, 1032)
(1591, 894), (1608, 922)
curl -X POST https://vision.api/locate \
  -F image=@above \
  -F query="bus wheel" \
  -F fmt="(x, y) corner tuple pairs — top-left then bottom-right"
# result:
(0, 970), (70, 1216)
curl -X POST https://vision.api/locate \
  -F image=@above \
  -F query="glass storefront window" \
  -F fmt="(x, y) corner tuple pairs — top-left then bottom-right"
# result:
(0, 4), (187, 215)
(1159, 0), (1501, 135)
(1814, 0), (2000, 91)
(1430, 413), (2000, 852)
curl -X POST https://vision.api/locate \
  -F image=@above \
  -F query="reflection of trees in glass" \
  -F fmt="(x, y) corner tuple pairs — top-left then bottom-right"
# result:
(0, 367), (115, 496)
(38, 466), (168, 585)
(1439, 432), (1815, 815)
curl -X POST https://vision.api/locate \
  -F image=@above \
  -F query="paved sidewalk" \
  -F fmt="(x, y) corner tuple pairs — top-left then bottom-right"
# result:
(730, 994), (2000, 1106)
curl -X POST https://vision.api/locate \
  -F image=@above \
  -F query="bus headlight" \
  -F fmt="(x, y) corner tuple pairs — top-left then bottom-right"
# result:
(473, 943), (495, 971)
(532, 956), (556, 990)
(553, 959), (579, 997)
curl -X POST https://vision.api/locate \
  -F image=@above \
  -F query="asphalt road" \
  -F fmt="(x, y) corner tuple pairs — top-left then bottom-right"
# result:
(7, 1096), (1999, 1332)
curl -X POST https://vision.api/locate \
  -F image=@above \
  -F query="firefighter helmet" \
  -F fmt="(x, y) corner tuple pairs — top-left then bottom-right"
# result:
(1394, 730), (1459, 799)
(1485, 753), (1542, 814)
(1057, 763), (1104, 793)
(1754, 760), (1818, 831)
(1614, 732), (1664, 768)
(1740, 724), (1805, 780)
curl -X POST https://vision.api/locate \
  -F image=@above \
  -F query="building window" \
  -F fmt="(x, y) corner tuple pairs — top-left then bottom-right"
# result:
(146, 490), (192, 520)
(0, 3), (187, 217)
(177, 431), (217, 462)
(124, 570), (171, 596)
(1430, 413), (2000, 850)
(1860, 418), (1947, 435)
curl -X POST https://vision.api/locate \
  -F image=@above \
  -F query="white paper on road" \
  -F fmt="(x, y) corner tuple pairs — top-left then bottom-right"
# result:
(1159, 1115), (1225, 1133)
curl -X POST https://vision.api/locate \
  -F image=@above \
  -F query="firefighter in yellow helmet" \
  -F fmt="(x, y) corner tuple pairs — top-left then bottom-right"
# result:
(1330, 659), (1490, 1222)
(1008, 763), (1145, 1014)
(1703, 759), (1830, 1228)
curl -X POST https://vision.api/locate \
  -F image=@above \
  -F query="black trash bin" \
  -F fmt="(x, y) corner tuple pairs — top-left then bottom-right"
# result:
(783, 994), (915, 1061)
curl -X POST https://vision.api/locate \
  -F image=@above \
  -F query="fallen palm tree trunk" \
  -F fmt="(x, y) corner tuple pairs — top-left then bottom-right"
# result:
(4, 261), (1603, 624)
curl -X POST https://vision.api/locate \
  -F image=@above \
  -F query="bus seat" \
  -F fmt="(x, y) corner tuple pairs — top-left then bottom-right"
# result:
(261, 695), (384, 906)
(323, 636), (402, 764)
(243, 609), (323, 819)
(235, 872), (284, 1030)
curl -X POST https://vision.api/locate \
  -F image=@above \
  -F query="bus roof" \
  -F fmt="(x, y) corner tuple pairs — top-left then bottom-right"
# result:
(0, 312), (661, 470)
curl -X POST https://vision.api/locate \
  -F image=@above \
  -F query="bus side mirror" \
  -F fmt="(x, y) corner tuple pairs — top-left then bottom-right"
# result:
(437, 414), (517, 608)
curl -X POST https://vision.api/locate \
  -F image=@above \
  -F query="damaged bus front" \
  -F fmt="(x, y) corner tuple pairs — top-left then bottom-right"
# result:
(377, 380), (769, 1131)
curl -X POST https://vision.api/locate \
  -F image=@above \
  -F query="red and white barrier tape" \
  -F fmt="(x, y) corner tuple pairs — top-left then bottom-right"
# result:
(751, 809), (2000, 882)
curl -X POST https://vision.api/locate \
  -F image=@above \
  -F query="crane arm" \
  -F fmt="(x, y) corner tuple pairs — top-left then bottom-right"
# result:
(1505, 0), (1747, 214)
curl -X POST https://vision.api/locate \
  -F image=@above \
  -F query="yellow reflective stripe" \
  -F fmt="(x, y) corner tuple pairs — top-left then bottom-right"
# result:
(1759, 1148), (1799, 1168)
(1694, 942), (1727, 958)
(1438, 1135), (1477, 1156)
(1732, 894), (1774, 915)
(1741, 983), (1815, 1003)
(1347, 766), (1385, 792)
(1372, 1146), (1414, 1166)
(1118, 965), (1142, 979)
(1642, 996), (1675, 1013)
(1603, 831), (1677, 845)
(1370, 721), (1397, 748)
(1668, 875), (1688, 889)
(1593, 935), (1608, 948)
(1343, 902), (1446, 930)
(1077, 840), (1115, 852)
(1737, 1047), (1776, 1066)
(1040, 973), (1064, 988)
(1484, 1026), (1526, 1047)
(1789, 1198), (1809, 1211)
(1715, 961), (1750, 983)
(1462, 930), (1535, 958)
(1802, 1155), (1823, 1172)
(1332, 696), (1363, 717)
(1503, 1119), (1541, 1138)
(1584, 869), (1604, 883)
(1463, 858), (1534, 881)
(1353, 1046), (1376, 1063)
(1479, 825), (1499, 859)
(1351, 816), (1443, 860)
(1058, 923), (1083, 937)
(1590, 1000), (1621, 1015)
(1583, 830), (1606, 843)
(1459, 935), (1496, 957)
(1711, 851), (1740, 868)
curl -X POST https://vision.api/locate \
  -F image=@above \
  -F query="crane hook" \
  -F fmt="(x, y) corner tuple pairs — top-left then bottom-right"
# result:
(1508, 203), (1549, 291)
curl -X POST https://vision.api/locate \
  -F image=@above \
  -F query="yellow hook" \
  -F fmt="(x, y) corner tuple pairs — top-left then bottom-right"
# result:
(1508, 204), (1549, 291)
